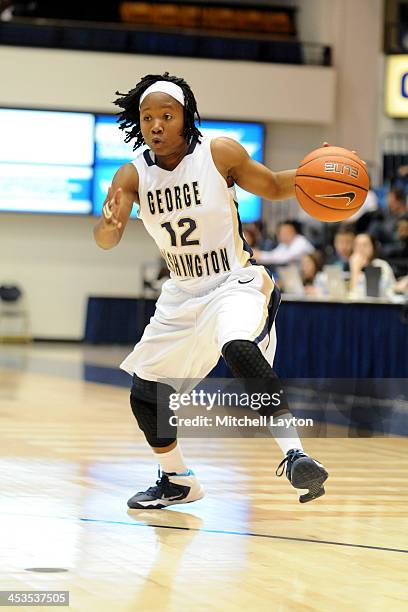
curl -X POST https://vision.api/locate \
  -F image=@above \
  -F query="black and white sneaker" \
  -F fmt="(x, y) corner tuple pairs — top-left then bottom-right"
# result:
(127, 468), (205, 510)
(276, 449), (328, 503)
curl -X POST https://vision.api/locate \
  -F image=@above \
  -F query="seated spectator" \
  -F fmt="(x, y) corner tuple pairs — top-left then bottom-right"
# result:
(385, 214), (408, 278)
(243, 220), (274, 251)
(296, 206), (327, 249)
(301, 252), (322, 286)
(349, 234), (396, 300)
(368, 187), (407, 256)
(253, 220), (314, 266)
(328, 225), (355, 272)
(348, 183), (379, 233)
(385, 214), (408, 257)
(300, 252), (326, 297)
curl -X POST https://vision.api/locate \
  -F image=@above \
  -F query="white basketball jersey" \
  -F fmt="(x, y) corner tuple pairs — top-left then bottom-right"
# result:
(132, 137), (254, 293)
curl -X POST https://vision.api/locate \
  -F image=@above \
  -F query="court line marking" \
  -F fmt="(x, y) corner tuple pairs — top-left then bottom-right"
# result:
(1, 511), (406, 555)
(80, 518), (408, 554)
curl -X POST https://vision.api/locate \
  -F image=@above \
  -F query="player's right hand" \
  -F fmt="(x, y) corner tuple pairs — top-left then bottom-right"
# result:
(102, 186), (123, 230)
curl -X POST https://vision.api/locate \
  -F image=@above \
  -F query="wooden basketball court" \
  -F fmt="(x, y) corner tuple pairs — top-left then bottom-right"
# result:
(0, 344), (407, 611)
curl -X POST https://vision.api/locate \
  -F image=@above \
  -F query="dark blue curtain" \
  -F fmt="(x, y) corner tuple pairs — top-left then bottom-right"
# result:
(274, 302), (408, 378)
(84, 297), (408, 378)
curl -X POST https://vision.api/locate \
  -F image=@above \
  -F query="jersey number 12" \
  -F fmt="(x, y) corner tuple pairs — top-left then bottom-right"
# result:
(161, 218), (199, 247)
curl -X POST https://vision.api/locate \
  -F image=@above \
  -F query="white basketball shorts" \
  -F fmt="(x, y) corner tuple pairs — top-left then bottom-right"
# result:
(120, 265), (280, 391)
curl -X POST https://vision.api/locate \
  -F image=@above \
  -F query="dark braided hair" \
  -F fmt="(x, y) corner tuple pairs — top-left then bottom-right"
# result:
(114, 72), (202, 151)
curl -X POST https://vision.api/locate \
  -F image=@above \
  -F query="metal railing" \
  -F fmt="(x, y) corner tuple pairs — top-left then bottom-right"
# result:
(0, 17), (332, 65)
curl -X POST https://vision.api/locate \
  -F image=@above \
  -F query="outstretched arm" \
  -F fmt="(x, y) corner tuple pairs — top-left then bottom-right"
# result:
(211, 137), (295, 201)
(93, 163), (139, 250)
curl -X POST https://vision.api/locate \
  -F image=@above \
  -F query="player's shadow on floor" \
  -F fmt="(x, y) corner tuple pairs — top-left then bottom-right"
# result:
(126, 509), (204, 609)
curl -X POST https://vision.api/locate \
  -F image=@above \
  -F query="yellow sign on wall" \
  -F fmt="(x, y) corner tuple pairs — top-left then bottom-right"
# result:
(385, 55), (408, 117)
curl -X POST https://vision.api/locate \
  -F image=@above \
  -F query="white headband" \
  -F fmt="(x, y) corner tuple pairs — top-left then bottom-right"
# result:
(139, 81), (185, 109)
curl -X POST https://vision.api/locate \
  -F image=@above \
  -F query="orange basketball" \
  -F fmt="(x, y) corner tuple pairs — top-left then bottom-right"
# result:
(295, 146), (369, 222)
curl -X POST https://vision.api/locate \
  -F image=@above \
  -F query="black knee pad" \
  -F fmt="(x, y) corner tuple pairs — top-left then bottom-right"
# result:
(222, 339), (277, 379)
(222, 340), (288, 416)
(130, 375), (176, 448)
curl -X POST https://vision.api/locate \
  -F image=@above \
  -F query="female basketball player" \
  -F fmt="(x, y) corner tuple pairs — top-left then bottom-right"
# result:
(94, 73), (328, 508)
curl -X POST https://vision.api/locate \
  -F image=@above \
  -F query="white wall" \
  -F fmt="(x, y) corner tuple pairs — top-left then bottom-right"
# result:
(0, 46), (335, 339)
(0, 47), (335, 123)
(1, 213), (158, 339)
(324, 0), (383, 165)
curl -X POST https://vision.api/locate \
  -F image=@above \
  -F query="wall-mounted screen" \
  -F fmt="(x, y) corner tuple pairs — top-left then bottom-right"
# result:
(200, 120), (264, 223)
(93, 115), (265, 223)
(0, 108), (264, 222)
(92, 113), (139, 219)
(0, 109), (94, 214)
